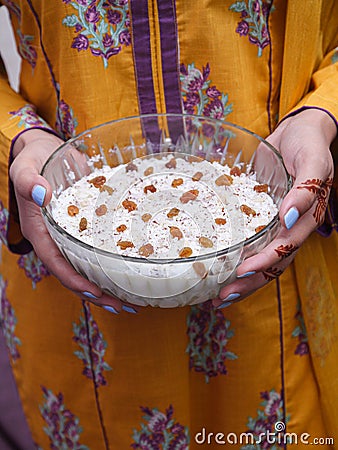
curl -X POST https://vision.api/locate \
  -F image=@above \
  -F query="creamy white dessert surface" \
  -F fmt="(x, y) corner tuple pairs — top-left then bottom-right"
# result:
(51, 154), (278, 260)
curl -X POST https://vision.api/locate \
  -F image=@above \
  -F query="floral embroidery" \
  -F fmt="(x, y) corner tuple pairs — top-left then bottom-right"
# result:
(39, 386), (90, 450)
(0, 276), (21, 361)
(56, 99), (78, 139)
(241, 390), (288, 449)
(292, 301), (309, 356)
(180, 63), (232, 119)
(3, 1), (37, 68)
(62, 0), (130, 68)
(131, 405), (190, 449)
(73, 302), (112, 387)
(186, 300), (237, 383)
(0, 201), (9, 246)
(17, 251), (50, 289)
(9, 104), (51, 129)
(17, 29), (38, 69)
(229, 0), (273, 57)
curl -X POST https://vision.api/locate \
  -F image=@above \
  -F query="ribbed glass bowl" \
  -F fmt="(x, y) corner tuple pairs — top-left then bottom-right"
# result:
(41, 114), (291, 307)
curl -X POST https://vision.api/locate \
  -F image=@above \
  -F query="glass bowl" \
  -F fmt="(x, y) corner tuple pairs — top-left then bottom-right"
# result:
(41, 114), (292, 307)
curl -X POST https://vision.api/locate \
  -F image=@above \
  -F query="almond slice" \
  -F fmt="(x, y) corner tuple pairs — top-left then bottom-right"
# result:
(167, 207), (180, 218)
(95, 204), (107, 216)
(79, 217), (87, 231)
(144, 184), (157, 194)
(180, 189), (199, 204)
(122, 199), (137, 212)
(144, 166), (154, 176)
(126, 162), (138, 172)
(88, 175), (106, 188)
(192, 171), (203, 181)
(215, 218), (227, 225)
(215, 174), (233, 186)
(179, 247), (192, 258)
(169, 226), (183, 240)
(171, 178), (184, 188)
(199, 236), (213, 248)
(254, 184), (269, 193)
(240, 204), (256, 216)
(117, 240), (134, 250)
(141, 213), (152, 222)
(165, 158), (177, 169)
(139, 243), (154, 257)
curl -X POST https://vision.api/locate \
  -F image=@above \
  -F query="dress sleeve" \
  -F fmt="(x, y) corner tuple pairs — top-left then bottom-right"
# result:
(0, 55), (58, 253)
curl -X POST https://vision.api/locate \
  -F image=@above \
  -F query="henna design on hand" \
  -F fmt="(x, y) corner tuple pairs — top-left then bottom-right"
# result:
(262, 267), (284, 281)
(297, 178), (333, 224)
(274, 243), (299, 259)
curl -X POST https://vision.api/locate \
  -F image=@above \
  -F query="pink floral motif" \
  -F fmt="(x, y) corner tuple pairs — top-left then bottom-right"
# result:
(229, 0), (274, 57)
(62, 0), (130, 68)
(0, 201), (9, 246)
(292, 302), (309, 356)
(17, 251), (50, 289)
(186, 300), (237, 383)
(56, 99), (78, 139)
(39, 386), (89, 450)
(9, 104), (51, 129)
(131, 405), (190, 449)
(73, 302), (112, 387)
(180, 63), (232, 119)
(241, 389), (289, 449)
(0, 276), (21, 361)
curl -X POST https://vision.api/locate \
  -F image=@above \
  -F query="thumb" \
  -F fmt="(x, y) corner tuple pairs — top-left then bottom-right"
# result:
(10, 158), (52, 207)
(280, 171), (333, 230)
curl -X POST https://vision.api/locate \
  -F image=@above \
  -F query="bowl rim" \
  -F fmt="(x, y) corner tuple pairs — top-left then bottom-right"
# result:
(41, 113), (293, 264)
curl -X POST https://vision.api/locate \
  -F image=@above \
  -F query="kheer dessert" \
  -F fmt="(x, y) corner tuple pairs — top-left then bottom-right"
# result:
(51, 154), (278, 260)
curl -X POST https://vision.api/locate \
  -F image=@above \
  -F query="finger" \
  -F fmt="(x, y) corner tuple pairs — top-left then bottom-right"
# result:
(279, 160), (333, 230)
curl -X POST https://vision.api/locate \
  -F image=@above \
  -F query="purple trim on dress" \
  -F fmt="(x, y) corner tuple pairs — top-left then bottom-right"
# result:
(8, 127), (62, 255)
(265, 0), (274, 134)
(157, 0), (184, 142)
(82, 302), (110, 448)
(130, 0), (160, 145)
(276, 278), (287, 449)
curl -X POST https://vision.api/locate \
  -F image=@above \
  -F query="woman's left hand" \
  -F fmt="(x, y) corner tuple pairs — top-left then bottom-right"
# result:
(213, 108), (336, 308)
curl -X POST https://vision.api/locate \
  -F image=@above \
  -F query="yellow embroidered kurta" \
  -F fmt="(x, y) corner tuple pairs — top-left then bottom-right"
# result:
(0, 0), (338, 448)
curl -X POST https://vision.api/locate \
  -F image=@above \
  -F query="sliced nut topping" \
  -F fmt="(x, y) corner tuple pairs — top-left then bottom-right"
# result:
(254, 183), (269, 193)
(240, 204), (256, 216)
(255, 225), (266, 233)
(167, 207), (180, 218)
(193, 262), (208, 279)
(88, 175), (106, 188)
(139, 243), (154, 257)
(100, 185), (114, 195)
(122, 199), (137, 212)
(95, 204), (107, 216)
(215, 174), (233, 186)
(187, 155), (203, 163)
(79, 217), (87, 232)
(180, 189), (199, 204)
(165, 158), (177, 169)
(116, 224), (127, 232)
(179, 247), (193, 258)
(169, 226), (183, 240)
(126, 162), (138, 172)
(192, 171), (203, 181)
(171, 178), (184, 188)
(144, 184), (157, 194)
(144, 166), (154, 176)
(117, 240), (134, 250)
(141, 213), (152, 222)
(67, 205), (79, 216)
(230, 166), (241, 177)
(199, 236), (213, 248)
(215, 217), (227, 225)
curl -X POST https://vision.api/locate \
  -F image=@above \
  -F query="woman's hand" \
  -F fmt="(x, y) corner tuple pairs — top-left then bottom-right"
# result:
(213, 109), (336, 308)
(9, 129), (137, 314)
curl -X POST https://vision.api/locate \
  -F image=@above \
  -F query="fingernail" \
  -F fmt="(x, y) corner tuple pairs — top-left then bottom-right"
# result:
(103, 305), (119, 314)
(32, 184), (46, 207)
(82, 291), (99, 300)
(237, 271), (256, 279)
(217, 292), (241, 309)
(284, 207), (299, 230)
(122, 305), (137, 314)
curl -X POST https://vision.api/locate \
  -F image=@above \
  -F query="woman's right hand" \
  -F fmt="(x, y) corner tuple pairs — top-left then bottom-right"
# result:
(9, 128), (133, 314)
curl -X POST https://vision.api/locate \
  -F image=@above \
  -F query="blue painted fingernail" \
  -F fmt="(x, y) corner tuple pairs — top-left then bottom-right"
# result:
(237, 271), (256, 279)
(32, 184), (46, 207)
(122, 305), (137, 314)
(217, 293), (241, 309)
(82, 291), (99, 300)
(284, 207), (299, 230)
(103, 305), (119, 314)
